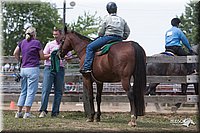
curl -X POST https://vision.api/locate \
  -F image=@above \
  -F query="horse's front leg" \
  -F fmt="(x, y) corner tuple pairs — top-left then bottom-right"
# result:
(95, 82), (103, 122)
(83, 76), (95, 122)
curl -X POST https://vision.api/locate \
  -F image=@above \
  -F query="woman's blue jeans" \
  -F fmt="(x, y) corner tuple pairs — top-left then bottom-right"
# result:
(83, 35), (122, 70)
(17, 67), (40, 107)
(39, 66), (65, 115)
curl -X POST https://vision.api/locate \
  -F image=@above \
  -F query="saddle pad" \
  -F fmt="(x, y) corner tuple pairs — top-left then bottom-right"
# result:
(160, 51), (175, 56)
(97, 41), (119, 56)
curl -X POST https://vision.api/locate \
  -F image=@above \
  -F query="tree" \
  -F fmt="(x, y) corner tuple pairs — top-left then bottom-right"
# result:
(2, 1), (102, 56)
(68, 11), (101, 38)
(179, 1), (199, 45)
(196, 1), (200, 44)
(2, 1), (62, 55)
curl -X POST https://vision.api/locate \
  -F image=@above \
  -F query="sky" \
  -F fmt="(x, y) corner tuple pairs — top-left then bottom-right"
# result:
(42, 0), (192, 56)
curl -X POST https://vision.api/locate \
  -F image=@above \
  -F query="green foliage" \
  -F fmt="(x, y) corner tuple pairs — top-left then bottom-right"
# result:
(68, 11), (102, 38)
(196, 1), (200, 43)
(2, 2), (62, 55)
(2, 2), (101, 56)
(179, 1), (199, 45)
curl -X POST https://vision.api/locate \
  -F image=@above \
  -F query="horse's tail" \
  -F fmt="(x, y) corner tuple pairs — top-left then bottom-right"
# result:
(131, 41), (146, 117)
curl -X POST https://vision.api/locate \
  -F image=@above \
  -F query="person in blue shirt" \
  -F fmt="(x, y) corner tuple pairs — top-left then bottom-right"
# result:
(165, 18), (194, 55)
(165, 18), (197, 74)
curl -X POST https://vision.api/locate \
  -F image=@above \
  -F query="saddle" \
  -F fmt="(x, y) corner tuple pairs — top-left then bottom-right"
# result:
(160, 51), (175, 56)
(97, 41), (120, 56)
(161, 51), (197, 75)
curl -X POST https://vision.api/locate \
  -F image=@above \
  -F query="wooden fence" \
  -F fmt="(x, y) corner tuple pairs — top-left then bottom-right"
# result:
(0, 56), (199, 104)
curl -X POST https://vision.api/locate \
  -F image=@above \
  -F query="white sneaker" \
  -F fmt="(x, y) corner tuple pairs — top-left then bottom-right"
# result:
(23, 113), (36, 119)
(15, 112), (23, 118)
(39, 111), (47, 118)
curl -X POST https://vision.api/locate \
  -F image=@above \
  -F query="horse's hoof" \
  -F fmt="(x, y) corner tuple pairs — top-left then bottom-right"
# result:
(171, 106), (178, 113)
(86, 118), (94, 122)
(128, 121), (137, 127)
(94, 118), (100, 122)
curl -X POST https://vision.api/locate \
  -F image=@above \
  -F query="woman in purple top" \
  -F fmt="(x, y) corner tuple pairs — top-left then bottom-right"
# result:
(13, 26), (49, 118)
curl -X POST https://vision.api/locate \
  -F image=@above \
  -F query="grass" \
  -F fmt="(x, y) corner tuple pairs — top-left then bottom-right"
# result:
(2, 111), (199, 132)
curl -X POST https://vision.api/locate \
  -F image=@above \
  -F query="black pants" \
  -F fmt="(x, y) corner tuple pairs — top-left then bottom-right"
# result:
(165, 46), (188, 56)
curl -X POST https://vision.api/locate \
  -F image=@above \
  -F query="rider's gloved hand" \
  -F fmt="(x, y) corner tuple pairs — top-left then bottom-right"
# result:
(189, 49), (195, 55)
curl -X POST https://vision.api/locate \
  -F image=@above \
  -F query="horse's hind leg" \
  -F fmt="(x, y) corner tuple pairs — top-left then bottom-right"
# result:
(95, 82), (103, 122)
(127, 90), (137, 127)
(181, 83), (187, 95)
(122, 78), (137, 127)
(194, 83), (199, 95)
(145, 83), (159, 95)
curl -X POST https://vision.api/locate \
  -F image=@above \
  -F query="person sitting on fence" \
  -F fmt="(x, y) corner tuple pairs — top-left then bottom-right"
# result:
(13, 26), (49, 119)
(79, 2), (130, 74)
(165, 18), (197, 74)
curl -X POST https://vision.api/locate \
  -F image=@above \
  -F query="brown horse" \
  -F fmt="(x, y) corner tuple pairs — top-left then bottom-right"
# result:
(60, 27), (146, 126)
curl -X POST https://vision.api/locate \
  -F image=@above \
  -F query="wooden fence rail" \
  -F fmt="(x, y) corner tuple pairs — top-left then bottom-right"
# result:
(0, 56), (199, 103)
(1, 94), (198, 104)
(1, 56), (198, 83)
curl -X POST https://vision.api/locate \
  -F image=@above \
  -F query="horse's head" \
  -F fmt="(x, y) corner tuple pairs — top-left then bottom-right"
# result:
(60, 26), (92, 59)
(60, 26), (74, 58)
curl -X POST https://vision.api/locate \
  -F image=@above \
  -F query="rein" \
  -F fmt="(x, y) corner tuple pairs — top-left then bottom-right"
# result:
(59, 33), (88, 60)
(65, 52), (78, 60)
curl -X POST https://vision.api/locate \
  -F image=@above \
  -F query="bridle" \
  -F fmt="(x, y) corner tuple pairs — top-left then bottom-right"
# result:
(58, 36), (79, 60)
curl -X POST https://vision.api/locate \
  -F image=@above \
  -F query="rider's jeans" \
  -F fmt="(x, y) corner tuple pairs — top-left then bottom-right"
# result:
(83, 35), (122, 70)
(39, 66), (65, 115)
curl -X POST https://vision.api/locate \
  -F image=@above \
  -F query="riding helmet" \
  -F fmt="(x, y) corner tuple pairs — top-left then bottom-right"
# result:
(106, 2), (117, 14)
(171, 18), (181, 27)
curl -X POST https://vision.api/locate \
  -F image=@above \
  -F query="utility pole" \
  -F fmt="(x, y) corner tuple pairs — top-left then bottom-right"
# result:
(63, 0), (66, 28)
(61, 1), (76, 28)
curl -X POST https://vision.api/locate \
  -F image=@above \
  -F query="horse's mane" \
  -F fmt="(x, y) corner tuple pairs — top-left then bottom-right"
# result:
(72, 31), (92, 43)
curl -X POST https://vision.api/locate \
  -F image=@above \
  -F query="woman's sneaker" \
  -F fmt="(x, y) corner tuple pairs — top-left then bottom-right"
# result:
(15, 112), (23, 118)
(23, 113), (36, 119)
(39, 111), (47, 118)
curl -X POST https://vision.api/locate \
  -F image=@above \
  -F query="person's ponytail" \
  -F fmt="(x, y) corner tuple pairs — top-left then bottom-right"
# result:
(25, 33), (31, 41)
(25, 27), (36, 41)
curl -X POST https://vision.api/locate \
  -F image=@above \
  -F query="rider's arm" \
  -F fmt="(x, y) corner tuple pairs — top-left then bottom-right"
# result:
(98, 16), (107, 37)
(179, 29), (192, 50)
(98, 23), (106, 37)
(123, 21), (130, 40)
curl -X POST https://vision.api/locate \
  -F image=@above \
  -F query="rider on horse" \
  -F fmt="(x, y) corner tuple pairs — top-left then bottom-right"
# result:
(165, 18), (194, 55)
(80, 2), (130, 74)
(165, 18), (197, 74)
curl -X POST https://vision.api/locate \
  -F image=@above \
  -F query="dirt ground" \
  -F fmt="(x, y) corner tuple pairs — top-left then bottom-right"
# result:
(1, 101), (198, 114)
